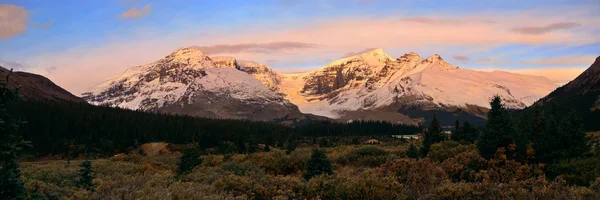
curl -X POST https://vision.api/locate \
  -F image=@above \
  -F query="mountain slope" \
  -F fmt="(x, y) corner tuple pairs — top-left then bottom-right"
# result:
(83, 48), (301, 121)
(530, 56), (600, 131)
(280, 49), (557, 125)
(0, 66), (85, 103)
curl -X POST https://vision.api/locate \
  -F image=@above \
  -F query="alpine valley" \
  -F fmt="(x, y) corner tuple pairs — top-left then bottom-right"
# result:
(83, 48), (557, 125)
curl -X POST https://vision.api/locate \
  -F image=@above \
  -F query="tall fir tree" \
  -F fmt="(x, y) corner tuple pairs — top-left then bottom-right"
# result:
(285, 138), (297, 155)
(176, 148), (203, 177)
(420, 114), (443, 157)
(477, 96), (523, 159)
(461, 121), (479, 144)
(303, 149), (333, 180)
(451, 119), (463, 142)
(0, 70), (31, 199)
(77, 159), (94, 190)
(406, 143), (419, 159)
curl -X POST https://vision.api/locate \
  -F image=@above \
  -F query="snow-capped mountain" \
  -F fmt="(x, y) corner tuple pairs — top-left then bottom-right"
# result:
(83, 48), (300, 121)
(279, 48), (558, 125)
(211, 56), (282, 91)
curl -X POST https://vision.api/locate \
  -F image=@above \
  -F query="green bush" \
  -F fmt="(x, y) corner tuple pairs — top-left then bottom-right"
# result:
(427, 141), (476, 162)
(176, 148), (203, 177)
(304, 149), (333, 180)
(547, 156), (600, 186)
(336, 145), (391, 167)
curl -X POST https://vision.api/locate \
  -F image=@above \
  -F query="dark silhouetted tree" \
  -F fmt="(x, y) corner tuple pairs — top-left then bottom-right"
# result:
(0, 70), (31, 199)
(176, 148), (203, 177)
(407, 143), (419, 158)
(420, 114), (443, 157)
(303, 149), (333, 180)
(477, 96), (521, 159)
(77, 159), (94, 190)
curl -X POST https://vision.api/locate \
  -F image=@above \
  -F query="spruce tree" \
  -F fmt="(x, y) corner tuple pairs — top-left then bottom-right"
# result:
(285, 138), (297, 154)
(477, 96), (519, 159)
(451, 119), (464, 142)
(303, 149), (333, 180)
(248, 138), (257, 154)
(461, 121), (478, 144)
(176, 148), (203, 177)
(420, 114), (443, 157)
(0, 70), (31, 199)
(77, 159), (94, 190)
(406, 143), (419, 158)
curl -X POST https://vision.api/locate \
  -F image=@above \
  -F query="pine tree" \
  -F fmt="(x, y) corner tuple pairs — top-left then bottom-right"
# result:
(77, 159), (94, 190)
(176, 148), (203, 177)
(461, 121), (479, 144)
(285, 138), (297, 154)
(477, 96), (519, 159)
(451, 119), (463, 142)
(0, 70), (31, 199)
(406, 143), (419, 158)
(420, 114), (443, 157)
(303, 149), (333, 180)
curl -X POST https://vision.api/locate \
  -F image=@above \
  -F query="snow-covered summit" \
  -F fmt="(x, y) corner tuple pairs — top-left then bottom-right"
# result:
(280, 49), (557, 120)
(83, 48), (299, 121)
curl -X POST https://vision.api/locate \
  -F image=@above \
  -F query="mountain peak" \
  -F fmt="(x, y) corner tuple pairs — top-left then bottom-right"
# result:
(354, 48), (392, 62)
(425, 54), (443, 61)
(398, 52), (422, 62)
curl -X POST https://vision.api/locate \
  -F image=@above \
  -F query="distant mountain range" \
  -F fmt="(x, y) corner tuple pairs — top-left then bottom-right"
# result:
(0, 65), (84, 103)
(82, 48), (559, 125)
(279, 49), (556, 125)
(527, 56), (600, 131)
(82, 48), (305, 121)
(6, 48), (580, 126)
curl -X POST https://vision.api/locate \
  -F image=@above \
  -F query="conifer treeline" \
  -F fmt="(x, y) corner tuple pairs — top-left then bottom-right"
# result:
(10, 101), (421, 156)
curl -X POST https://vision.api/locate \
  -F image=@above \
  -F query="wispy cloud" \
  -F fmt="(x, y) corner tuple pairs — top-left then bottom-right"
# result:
(479, 67), (587, 85)
(120, 4), (152, 19)
(0, 59), (27, 71)
(453, 55), (469, 62)
(522, 55), (597, 65)
(341, 48), (378, 58)
(190, 42), (322, 55)
(510, 22), (581, 34)
(0, 4), (28, 39)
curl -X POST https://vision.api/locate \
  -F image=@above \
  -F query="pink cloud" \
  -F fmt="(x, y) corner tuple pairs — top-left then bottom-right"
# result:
(0, 4), (28, 39)
(453, 55), (469, 61)
(120, 4), (152, 19)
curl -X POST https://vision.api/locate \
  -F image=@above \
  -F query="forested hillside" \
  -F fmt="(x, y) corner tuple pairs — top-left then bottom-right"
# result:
(9, 100), (420, 156)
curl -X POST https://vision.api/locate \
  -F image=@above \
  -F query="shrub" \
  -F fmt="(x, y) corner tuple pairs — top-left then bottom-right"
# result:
(77, 160), (94, 190)
(547, 155), (600, 186)
(406, 143), (419, 158)
(441, 150), (486, 182)
(306, 172), (404, 200)
(427, 141), (476, 162)
(304, 149), (333, 180)
(176, 148), (203, 177)
(379, 158), (449, 197)
(336, 145), (391, 167)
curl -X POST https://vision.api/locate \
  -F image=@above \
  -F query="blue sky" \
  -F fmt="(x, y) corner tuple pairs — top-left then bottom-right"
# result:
(0, 0), (599, 94)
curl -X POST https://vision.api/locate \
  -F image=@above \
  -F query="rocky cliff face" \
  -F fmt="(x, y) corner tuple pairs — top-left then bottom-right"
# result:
(280, 49), (558, 125)
(83, 48), (300, 121)
(0, 66), (85, 103)
(212, 56), (282, 91)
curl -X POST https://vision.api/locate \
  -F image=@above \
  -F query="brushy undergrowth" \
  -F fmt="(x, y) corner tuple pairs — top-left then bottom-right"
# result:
(19, 143), (600, 200)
